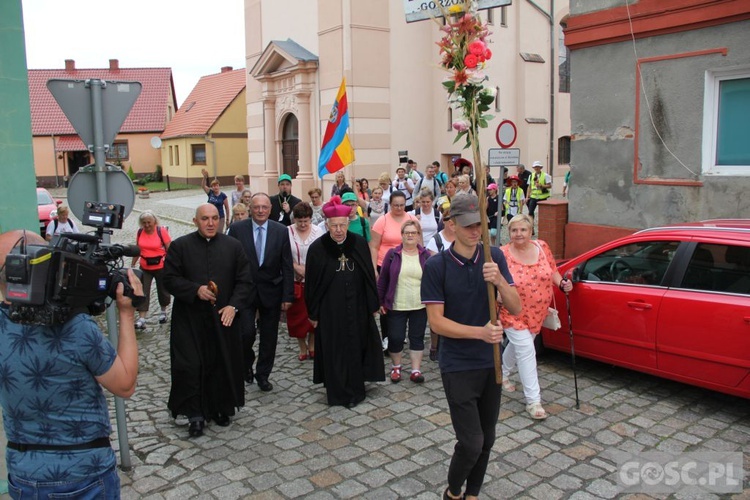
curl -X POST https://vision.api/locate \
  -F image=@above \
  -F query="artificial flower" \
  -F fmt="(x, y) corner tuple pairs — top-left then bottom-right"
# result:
(452, 120), (469, 132)
(467, 71), (486, 85)
(453, 69), (468, 86)
(468, 40), (486, 56)
(437, 0), (495, 149)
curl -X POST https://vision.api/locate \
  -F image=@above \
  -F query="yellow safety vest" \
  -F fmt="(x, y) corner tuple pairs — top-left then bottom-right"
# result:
(530, 172), (551, 200)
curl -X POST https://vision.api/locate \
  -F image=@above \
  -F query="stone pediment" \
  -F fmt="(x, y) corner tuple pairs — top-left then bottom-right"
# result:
(250, 39), (319, 79)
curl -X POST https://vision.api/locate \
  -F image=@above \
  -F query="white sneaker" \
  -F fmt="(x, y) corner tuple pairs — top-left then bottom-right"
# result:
(158, 312), (168, 324)
(135, 318), (146, 330)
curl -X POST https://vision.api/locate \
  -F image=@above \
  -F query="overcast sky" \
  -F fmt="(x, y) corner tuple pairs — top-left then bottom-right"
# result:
(21, 0), (246, 106)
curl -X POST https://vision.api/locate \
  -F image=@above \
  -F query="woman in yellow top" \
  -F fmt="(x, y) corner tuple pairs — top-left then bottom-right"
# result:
(376, 220), (431, 384)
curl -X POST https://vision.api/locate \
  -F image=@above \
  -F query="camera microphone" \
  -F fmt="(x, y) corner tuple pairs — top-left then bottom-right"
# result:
(119, 245), (141, 258)
(107, 244), (141, 258)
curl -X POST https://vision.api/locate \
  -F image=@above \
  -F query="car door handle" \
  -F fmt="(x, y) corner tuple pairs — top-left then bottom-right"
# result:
(627, 301), (652, 310)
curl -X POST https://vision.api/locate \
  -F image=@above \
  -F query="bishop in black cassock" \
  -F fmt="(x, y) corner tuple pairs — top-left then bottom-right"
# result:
(305, 198), (384, 408)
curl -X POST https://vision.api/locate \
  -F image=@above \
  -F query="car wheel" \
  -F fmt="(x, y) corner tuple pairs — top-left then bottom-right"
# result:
(534, 332), (546, 357)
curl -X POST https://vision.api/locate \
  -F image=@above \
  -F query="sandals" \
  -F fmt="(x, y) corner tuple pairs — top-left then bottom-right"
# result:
(502, 377), (516, 392)
(298, 353), (308, 361)
(390, 365), (402, 383)
(526, 402), (548, 420)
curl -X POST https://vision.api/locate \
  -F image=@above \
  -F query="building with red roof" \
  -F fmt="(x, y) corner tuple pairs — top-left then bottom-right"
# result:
(29, 59), (176, 186)
(160, 66), (247, 185)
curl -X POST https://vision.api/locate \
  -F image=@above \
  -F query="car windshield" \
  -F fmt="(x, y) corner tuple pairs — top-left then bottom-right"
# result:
(37, 190), (53, 205)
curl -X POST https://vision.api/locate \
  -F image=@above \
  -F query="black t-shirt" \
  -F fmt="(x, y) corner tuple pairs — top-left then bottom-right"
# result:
(421, 245), (515, 373)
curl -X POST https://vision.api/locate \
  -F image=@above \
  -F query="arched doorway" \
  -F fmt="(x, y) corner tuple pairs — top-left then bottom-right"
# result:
(281, 114), (299, 178)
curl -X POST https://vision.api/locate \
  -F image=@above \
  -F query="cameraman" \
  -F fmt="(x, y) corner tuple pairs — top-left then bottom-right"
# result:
(0, 229), (142, 498)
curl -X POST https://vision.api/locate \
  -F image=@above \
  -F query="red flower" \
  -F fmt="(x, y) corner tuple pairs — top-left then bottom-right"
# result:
(464, 54), (479, 69)
(455, 13), (477, 34)
(468, 41), (486, 56)
(484, 49), (493, 60)
(453, 69), (468, 86)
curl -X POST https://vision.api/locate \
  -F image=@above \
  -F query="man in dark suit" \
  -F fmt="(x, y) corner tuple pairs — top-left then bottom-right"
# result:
(270, 174), (302, 226)
(229, 193), (294, 392)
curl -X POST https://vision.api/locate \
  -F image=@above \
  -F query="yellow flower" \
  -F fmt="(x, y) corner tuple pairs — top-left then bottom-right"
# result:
(448, 5), (464, 14)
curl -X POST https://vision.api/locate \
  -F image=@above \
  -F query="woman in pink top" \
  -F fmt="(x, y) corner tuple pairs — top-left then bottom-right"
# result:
(131, 210), (172, 329)
(369, 191), (419, 272)
(499, 214), (572, 420)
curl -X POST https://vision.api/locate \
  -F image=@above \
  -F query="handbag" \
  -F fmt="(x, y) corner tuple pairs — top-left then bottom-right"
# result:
(531, 239), (562, 331)
(543, 294), (562, 330)
(293, 281), (304, 300)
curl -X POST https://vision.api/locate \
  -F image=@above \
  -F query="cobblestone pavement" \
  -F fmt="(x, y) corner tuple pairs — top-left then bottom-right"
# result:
(2, 189), (749, 499)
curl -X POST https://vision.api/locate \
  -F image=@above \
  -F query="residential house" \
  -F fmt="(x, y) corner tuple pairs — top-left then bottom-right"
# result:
(244, 0), (571, 198)
(28, 59), (176, 187)
(564, 0), (750, 256)
(160, 67), (247, 186)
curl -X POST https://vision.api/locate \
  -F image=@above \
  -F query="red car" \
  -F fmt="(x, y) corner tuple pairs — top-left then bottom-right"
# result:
(37, 187), (62, 238)
(541, 220), (750, 399)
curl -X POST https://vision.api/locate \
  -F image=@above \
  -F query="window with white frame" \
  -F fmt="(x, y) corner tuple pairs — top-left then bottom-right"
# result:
(702, 67), (750, 175)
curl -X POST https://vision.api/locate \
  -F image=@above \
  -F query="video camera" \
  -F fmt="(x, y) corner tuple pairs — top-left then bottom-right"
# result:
(4, 202), (145, 325)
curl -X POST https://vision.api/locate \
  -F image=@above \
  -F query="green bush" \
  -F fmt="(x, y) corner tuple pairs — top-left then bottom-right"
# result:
(155, 164), (163, 182)
(127, 165), (136, 180)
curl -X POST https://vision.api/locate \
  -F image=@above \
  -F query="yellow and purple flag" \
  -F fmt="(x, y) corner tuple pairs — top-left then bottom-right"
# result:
(318, 78), (355, 177)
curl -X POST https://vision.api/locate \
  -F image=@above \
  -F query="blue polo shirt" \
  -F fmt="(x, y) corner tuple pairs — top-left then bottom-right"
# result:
(421, 245), (514, 373)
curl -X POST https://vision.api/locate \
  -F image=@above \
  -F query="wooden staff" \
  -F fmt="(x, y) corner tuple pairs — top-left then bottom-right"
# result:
(467, 117), (502, 384)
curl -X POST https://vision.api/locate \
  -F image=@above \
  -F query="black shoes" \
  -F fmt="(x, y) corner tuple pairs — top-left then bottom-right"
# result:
(257, 376), (273, 392)
(213, 414), (230, 427)
(244, 369), (254, 383)
(188, 419), (204, 438)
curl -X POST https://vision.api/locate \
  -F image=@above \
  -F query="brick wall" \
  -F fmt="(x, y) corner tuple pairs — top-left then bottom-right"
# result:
(537, 199), (568, 259)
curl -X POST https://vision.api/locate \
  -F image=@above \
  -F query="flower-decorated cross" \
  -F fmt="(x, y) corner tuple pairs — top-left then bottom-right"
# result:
(436, 0), (503, 383)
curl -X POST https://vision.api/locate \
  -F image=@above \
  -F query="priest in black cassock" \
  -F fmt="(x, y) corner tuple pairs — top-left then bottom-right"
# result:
(305, 196), (385, 408)
(163, 204), (253, 437)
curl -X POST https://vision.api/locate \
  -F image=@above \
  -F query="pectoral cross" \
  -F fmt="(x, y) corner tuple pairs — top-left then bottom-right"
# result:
(337, 253), (354, 272)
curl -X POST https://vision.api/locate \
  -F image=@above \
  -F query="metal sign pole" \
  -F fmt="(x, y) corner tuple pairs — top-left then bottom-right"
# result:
(89, 78), (132, 470)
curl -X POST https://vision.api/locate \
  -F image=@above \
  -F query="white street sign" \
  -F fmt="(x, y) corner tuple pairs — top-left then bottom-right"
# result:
(488, 148), (520, 167)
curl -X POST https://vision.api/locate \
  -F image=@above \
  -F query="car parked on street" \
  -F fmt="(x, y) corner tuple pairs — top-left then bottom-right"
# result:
(541, 220), (750, 399)
(37, 187), (62, 238)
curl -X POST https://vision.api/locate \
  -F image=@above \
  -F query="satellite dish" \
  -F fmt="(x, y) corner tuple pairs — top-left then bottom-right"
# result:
(150, 136), (162, 149)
